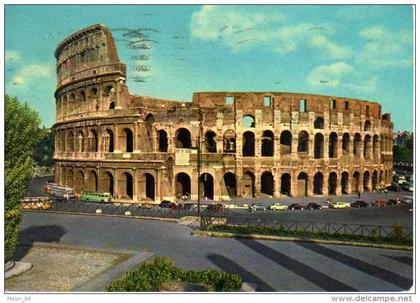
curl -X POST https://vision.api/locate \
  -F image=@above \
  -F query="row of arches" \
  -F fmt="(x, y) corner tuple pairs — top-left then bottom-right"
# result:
(57, 125), (392, 159)
(63, 169), (156, 201)
(57, 85), (116, 117)
(242, 115), (376, 133)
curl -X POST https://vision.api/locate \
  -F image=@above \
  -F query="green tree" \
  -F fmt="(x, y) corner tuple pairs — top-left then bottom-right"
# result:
(5, 95), (43, 262)
(33, 127), (55, 167)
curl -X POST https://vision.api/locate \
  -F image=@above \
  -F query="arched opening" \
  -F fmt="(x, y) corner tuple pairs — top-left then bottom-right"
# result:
(314, 133), (324, 159)
(205, 131), (217, 153)
(342, 133), (350, 155)
(88, 170), (98, 192)
(352, 172), (360, 194)
(89, 130), (98, 152)
(373, 135), (380, 160)
(66, 169), (74, 188)
(261, 130), (274, 157)
(329, 132), (338, 158)
(69, 93), (75, 114)
(372, 171), (378, 191)
(175, 173), (191, 198)
(297, 131), (309, 153)
(242, 131), (255, 157)
(158, 130), (168, 152)
(261, 172), (274, 196)
(363, 171), (370, 192)
(80, 90), (86, 112)
(353, 133), (361, 156)
(364, 120), (372, 131)
(122, 128), (134, 152)
(380, 170), (384, 186)
(223, 130), (236, 153)
(341, 172), (349, 194)
(314, 117), (324, 129)
(297, 172), (308, 197)
(105, 129), (114, 152)
(144, 173), (155, 201)
(364, 135), (371, 160)
(123, 172), (133, 199)
(280, 131), (292, 155)
(313, 172), (323, 195)
(75, 171), (84, 194)
(62, 95), (68, 115)
(328, 172), (338, 195)
(223, 172), (237, 197)
(242, 172), (255, 198)
(101, 172), (114, 196)
(175, 128), (192, 148)
(280, 173), (291, 196)
(242, 115), (255, 128)
(200, 173), (214, 200)
(77, 131), (85, 153)
(109, 102), (115, 109)
(67, 131), (74, 153)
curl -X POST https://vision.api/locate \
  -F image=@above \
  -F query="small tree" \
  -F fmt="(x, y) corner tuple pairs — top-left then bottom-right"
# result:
(5, 95), (43, 262)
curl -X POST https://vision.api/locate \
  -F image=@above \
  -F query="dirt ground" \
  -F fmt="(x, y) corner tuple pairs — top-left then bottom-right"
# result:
(6, 245), (129, 292)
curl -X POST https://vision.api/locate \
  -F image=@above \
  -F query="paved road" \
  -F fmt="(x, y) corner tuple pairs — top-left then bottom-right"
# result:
(18, 212), (413, 292)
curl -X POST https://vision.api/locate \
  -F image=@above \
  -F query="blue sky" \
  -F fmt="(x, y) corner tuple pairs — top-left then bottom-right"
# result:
(5, 5), (414, 131)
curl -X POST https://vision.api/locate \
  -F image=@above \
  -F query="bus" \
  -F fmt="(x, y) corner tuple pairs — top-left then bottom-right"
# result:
(46, 183), (75, 200)
(80, 192), (112, 203)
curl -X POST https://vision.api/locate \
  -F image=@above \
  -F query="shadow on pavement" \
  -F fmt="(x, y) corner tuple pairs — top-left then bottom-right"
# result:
(207, 253), (276, 291)
(13, 225), (67, 261)
(380, 254), (413, 266)
(296, 241), (412, 290)
(237, 238), (357, 292)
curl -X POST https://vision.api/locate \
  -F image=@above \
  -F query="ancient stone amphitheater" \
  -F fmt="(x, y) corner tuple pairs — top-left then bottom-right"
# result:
(53, 24), (394, 203)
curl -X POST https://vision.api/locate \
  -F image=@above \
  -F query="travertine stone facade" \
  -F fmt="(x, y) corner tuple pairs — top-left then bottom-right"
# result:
(54, 24), (394, 202)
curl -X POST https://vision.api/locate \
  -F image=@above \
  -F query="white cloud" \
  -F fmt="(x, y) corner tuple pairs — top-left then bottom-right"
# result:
(190, 5), (348, 59)
(308, 35), (352, 59)
(356, 25), (412, 68)
(11, 64), (52, 86)
(6, 50), (21, 62)
(307, 62), (353, 87)
(307, 62), (377, 93)
(190, 5), (284, 50)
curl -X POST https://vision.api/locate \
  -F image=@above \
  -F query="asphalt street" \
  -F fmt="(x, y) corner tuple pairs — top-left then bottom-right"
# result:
(18, 212), (413, 292)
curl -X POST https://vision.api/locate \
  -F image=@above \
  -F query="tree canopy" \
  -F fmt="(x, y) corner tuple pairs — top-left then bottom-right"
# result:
(5, 95), (43, 262)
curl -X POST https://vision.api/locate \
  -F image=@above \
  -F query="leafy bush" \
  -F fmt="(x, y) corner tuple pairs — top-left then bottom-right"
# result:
(107, 257), (242, 292)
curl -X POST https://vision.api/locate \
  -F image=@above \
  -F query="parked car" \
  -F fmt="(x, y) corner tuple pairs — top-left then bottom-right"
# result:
(351, 200), (369, 208)
(268, 203), (288, 211)
(403, 196), (413, 204)
(305, 202), (322, 210)
(140, 202), (154, 209)
(159, 201), (173, 208)
(182, 203), (195, 210)
(249, 203), (266, 211)
(207, 204), (224, 212)
(373, 200), (386, 207)
(386, 199), (399, 206)
(329, 201), (350, 209)
(288, 203), (304, 210)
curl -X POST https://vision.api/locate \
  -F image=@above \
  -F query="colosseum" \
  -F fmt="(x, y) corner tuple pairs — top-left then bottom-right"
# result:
(53, 24), (394, 203)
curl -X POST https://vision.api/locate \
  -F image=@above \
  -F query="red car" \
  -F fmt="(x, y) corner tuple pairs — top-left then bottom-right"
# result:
(373, 200), (386, 207)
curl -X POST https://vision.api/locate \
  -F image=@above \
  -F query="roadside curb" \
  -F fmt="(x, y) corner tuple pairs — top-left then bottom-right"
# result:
(192, 231), (413, 251)
(22, 209), (182, 223)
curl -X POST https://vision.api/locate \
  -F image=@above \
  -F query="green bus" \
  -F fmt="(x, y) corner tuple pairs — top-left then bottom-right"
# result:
(80, 192), (112, 203)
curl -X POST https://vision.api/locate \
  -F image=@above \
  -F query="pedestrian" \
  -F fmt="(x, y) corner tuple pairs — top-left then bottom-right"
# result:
(358, 191), (361, 199)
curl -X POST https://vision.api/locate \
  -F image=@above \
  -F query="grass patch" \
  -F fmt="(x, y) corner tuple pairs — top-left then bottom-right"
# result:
(207, 224), (412, 246)
(107, 257), (242, 292)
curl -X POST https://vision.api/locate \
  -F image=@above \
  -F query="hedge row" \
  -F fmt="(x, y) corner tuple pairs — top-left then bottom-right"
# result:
(107, 257), (242, 292)
(207, 224), (412, 246)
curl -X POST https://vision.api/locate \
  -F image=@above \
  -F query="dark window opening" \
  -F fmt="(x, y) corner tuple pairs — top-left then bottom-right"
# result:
(242, 131), (255, 157)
